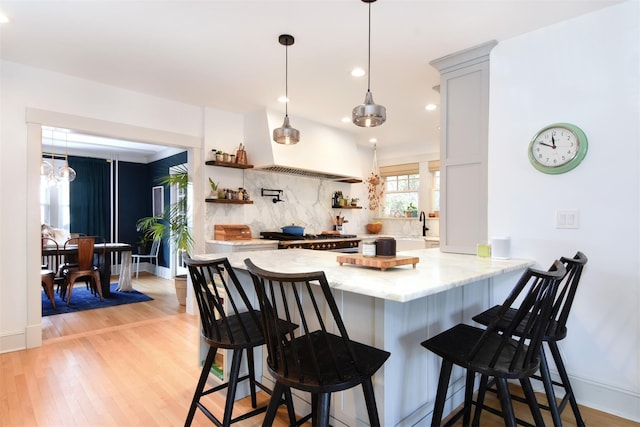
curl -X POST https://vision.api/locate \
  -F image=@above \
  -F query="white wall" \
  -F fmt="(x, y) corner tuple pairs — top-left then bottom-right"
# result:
(488, 1), (639, 420)
(0, 61), (203, 352)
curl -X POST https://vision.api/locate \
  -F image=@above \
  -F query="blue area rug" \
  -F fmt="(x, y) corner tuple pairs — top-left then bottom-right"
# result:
(42, 283), (153, 316)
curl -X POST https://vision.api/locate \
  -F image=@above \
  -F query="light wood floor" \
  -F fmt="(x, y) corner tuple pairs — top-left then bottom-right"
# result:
(1, 274), (635, 426)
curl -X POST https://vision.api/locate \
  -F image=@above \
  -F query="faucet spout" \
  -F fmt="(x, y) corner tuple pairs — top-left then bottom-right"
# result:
(419, 211), (429, 236)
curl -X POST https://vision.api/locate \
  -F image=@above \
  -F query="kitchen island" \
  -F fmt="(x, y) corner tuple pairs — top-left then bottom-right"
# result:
(194, 248), (533, 426)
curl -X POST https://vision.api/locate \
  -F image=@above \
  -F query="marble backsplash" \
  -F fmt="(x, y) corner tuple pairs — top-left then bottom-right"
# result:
(204, 169), (440, 240)
(204, 169), (369, 239)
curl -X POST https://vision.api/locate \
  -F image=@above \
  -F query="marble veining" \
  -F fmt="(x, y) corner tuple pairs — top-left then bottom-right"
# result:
(195, 248), (533, 303)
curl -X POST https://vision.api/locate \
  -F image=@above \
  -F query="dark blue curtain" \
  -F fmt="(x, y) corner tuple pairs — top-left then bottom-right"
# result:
(68, 156), (110, 239)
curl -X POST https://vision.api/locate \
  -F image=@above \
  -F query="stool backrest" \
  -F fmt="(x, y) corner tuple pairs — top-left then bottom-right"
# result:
(244, 258), (360, 385)
(552, 251), (588, 339)
(472, 260), (566, 372)
(184, 254), (262, 346)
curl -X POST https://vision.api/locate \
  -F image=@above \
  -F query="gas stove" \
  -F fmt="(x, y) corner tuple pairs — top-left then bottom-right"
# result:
(260, 232), (361, 252)
(260, 232), (358, 241)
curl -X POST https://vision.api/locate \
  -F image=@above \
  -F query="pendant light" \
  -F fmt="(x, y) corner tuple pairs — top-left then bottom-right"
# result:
(55, 129), (76, 182)
(40, 128), (53, 176)
(273, 34), (300, 145)
(352, 0), (386, 128)
(44, 128), (58, 187)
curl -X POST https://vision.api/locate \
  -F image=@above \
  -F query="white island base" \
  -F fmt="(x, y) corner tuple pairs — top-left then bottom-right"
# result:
(194, 248), (533, 426)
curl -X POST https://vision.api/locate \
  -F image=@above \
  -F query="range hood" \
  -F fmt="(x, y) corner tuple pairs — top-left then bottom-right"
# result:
(243, 109), (362, 182)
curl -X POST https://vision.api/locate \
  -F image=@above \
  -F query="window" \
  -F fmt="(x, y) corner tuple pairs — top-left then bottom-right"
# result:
(40, 158), (71, 231)
(429, 160), (440, 213)
(380, 163), (419, 217)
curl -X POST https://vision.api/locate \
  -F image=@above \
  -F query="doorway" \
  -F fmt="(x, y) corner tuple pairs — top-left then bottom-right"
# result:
(28, 108), (203, 347)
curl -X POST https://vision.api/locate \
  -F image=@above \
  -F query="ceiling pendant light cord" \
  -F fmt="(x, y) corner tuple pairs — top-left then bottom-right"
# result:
(285, 41), (289, 117)
(367, 1), (371, 93)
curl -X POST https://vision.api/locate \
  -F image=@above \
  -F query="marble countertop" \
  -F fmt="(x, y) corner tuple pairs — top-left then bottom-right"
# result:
(205, 239), (278, 246)
(195, 248), (533, 303)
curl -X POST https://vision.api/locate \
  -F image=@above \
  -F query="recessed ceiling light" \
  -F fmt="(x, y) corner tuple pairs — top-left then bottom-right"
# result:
(278, 96), (289, 103)
(0, 12), (10, 24)
(351, 68), (365, 77)
(341, 117), (351, 123)
(369, 138), (377, 144)
(425, 104), (438, 111)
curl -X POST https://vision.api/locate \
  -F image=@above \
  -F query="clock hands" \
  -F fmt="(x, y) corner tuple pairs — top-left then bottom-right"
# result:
(538, 141), (556, 148)
(551, 135), (557, 148)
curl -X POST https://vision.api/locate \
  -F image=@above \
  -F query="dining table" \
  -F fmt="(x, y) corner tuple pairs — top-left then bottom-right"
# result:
(42, 242), (133, 297)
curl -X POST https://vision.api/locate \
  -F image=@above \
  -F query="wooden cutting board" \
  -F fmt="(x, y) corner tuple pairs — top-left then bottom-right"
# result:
(337, 254), (419, 271)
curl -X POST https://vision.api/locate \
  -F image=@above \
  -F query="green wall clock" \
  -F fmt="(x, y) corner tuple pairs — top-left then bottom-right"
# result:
(528, 123), (588, 174)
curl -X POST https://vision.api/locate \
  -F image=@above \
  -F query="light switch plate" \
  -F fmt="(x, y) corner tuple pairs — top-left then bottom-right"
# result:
(556, 210), (579, 229)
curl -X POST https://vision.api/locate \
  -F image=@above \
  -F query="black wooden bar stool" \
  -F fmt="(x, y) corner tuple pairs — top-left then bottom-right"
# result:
(183, 255), (297, 427)
(472, 251), (588, 427)
(244, 258), (391, 427)
(421, 261), (566, 427)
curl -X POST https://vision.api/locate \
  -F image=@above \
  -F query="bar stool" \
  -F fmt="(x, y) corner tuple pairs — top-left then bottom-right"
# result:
(421, 261), (566, 427)
(472, 251), (588, 427)
(244, 258), (391, 427)
(183, 255), (297, 427)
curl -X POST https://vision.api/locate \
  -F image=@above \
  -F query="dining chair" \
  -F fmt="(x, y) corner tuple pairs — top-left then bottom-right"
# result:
(183, 254), (297, 427)
(60, 236), (102, 305)
(471, 251), (588, 427)
(41, 236), (65, 303)
(244, 258), (391, 427)
(132, 239), (160, 278)
(421, 260), (566, 427)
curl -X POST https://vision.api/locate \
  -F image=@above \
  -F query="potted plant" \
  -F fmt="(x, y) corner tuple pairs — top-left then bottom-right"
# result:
(136, 233), (153, 255)
(136, 164), (193, 305)
(208, 177), (218, 199)
(406, 202), (418, 218)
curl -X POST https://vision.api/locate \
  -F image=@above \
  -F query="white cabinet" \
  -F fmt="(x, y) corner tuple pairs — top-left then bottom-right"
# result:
(431, 41), (496, 254)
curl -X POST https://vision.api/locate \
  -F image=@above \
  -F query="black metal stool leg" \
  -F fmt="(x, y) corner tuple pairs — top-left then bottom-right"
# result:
(362, 378), (381, 427)
(549, 341), (585, 427)
(431, 360), (453, 426)
(538, 346), (563, 426)
(185, 346), (217, 427)
(315, 392), (331, 427)
(262, 382), (285, 427)
(521, 377), (545, 427)
(495, 378), (517, 427)
(246, 347), (258, 408)
(471, 375), (489, 427)
(462, 370), (475, 426)
(222, 349), (244, 426)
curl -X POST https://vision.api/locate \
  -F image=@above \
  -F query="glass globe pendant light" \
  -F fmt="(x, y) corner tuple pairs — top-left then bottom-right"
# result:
(55, 129), (76, 182)
(40, 127), (54, 176)
(352, 0), (386, 128)
(273, 34), (300, 145)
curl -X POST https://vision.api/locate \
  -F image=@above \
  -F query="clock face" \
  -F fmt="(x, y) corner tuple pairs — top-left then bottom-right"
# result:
(528, 123), (588, 174)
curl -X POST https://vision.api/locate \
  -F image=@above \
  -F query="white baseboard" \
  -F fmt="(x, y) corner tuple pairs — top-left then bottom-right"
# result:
(570, 375), (640, 422)
(397, 372), (640, 426)
(0, 330), (27, 354)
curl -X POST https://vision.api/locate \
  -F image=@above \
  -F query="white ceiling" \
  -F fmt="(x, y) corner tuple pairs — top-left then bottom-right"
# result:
(0, 0), (623, 157)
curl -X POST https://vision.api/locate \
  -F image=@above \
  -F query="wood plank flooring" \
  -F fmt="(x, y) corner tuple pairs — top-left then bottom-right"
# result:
(1, 273), (635, 426)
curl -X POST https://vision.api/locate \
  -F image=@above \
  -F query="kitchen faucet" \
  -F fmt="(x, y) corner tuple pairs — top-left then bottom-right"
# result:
(419, 211), (429, 237)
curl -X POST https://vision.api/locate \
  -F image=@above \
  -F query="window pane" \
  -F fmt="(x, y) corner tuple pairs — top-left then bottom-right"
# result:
(383, 172), (420, 217)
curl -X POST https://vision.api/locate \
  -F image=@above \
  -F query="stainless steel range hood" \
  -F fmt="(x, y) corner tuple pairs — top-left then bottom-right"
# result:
(243, 109), (362, 182)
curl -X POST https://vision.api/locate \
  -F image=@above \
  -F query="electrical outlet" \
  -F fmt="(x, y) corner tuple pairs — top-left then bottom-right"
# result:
(556, 210), (579, 229)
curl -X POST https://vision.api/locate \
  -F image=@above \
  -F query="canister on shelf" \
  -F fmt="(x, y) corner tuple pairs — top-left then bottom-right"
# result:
(362, 240), (377, 257)
(375, 237), (396, 257)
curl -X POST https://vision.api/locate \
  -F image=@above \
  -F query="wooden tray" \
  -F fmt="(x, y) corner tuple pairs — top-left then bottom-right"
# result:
(337, 254), (419, 271)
